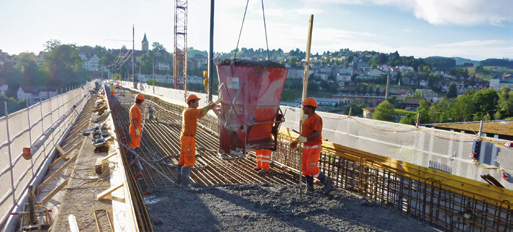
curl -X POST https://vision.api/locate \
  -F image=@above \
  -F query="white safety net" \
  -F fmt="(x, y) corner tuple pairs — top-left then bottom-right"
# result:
(119, 81), (513, 189)
(0, 83), (92, 227)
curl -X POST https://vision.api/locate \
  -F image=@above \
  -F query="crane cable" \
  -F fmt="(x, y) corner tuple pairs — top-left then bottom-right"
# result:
(234, 0), (270, 61)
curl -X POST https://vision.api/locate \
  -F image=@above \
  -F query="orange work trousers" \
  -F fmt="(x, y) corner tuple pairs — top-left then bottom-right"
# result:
(255, 149), (271, 171)
(129, 128), (141, 149)
(302, 145), (322, 176)
(111, 91), (115, 96)
(179, 135), (196, 167)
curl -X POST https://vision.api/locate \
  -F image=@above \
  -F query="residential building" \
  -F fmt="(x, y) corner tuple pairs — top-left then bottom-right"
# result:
(490, 78), (513, 91)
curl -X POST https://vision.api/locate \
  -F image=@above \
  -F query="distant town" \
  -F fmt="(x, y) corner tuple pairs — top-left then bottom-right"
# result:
(1, 34), (513, 124)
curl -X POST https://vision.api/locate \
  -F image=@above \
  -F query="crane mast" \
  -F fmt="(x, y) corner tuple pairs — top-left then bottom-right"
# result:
(174, 0), (188, 92)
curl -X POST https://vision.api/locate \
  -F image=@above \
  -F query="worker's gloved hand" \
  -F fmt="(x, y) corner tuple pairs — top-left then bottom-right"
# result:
(290, 141), (299, 149)
(297, 136), (308, 143)
(135, 129), (140, 137)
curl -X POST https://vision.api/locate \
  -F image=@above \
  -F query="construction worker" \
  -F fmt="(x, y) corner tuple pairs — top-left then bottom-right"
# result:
(129, 93), (145, 164)
(294, 97), (333, 194)
(147, 104), (156, 121)
(254, 149), (271, 174)
(178, 94), (221, 188)
(116, 81), (120, 88)
(110, 83), (115, 97)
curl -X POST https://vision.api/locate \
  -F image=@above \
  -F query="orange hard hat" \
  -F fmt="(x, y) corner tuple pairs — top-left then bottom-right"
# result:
(187, 94), (201, 103)
(303, 97), (318, 108)
(135, 93), (145, 101)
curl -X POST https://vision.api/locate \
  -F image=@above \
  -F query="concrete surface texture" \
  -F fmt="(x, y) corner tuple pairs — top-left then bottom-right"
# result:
(145, 184), (438, 232)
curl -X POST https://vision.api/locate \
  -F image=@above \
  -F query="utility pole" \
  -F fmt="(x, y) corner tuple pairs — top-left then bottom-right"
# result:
(153, 60), (155, 94)
(208, 0), (215, 101)
(298, 14), (314, 198)
(385, 73), (390, 101)
(132, 25), (135, 88)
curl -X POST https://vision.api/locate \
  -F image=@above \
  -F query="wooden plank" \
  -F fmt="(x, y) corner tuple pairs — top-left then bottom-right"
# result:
(97, 183), (124, 200)
(62, 136), (80, 150)
(50, 141), (83, 168)
(54, 144), (66, 156)
(102, 152), (118, 162)
(41, 177), (70, 203)
(38, 155), (77, 191)
(68, 214), (80, 232)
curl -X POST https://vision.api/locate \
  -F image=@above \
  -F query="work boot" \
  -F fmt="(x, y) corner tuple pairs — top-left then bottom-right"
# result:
(254, 167), (262, 171)
(127, 148), (136, 163)
(181, 166), (191, 190)
(257, 169), (268, 175)
(176, 165), (183, 186)
(318, 171), (334, 194)
(305, 176), (315, 193)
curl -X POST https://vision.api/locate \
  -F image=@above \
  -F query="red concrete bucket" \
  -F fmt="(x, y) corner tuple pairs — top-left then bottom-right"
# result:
(216, 59), (288, 155)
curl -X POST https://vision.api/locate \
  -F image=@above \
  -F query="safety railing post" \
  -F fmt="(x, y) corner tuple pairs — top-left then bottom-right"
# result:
(4, 102), (16, 206)
(49, 92), (55, 148)
(39, 93), (48, 161)
(26, 99), (34, 177)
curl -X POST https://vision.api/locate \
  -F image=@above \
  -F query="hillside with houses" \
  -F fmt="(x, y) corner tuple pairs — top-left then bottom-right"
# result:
(1, 37), (513, 122)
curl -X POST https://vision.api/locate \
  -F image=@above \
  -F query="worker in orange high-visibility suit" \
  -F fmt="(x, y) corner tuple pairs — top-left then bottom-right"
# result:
(110, 83), (115, 97)
(129, 93), (145, 164)
(254, 149), (272, 174)
(292, 97), (333, 194)
(116, 81), (120, 88)
(178, 94), (221, 188)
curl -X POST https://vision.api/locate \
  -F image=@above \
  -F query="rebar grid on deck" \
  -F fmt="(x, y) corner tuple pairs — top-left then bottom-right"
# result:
(114, 88), (513, 232)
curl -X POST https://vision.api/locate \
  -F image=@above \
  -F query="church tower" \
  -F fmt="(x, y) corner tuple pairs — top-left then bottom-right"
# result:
(142, 33), (149, 51)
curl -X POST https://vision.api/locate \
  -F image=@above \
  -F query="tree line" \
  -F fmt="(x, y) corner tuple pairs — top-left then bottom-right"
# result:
(372, 87), (513, 124)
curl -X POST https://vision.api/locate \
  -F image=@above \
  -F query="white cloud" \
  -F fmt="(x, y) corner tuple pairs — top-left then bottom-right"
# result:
(399, 42), (513, 60)
(312, 0), (513, 25)
(434, 40), (508, 47)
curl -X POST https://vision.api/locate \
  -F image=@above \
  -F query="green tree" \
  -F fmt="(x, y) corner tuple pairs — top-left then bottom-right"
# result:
(447, 83), (457, 98)
(14, 53), (45, 86)
(344, 100), (367, 116)
(417, 100), (431, 124)
(140, 53), (155, 74)
(373, 101), (396, 122)
(399, 114), (416, 125)
(152, 42), (166, 51)
(289, 57), (298, 67)
(42, 40), (86, 87)
(497, 87), (513, 118)
(471, 88), (498, 119)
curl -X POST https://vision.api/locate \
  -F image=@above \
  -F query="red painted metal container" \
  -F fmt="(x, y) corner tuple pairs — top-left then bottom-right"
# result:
(216, 60), (288, 155)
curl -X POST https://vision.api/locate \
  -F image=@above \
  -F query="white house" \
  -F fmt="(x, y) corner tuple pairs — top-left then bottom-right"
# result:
(314, 72), (329, 81)
(17, 87), (33, 104)
(287, 68), (312, 79)
(0, 85), (7, 95)
(367, 68), (384, 77)
(397, 65), (414, 73)
(339, 67), (353, 75)
(336, 74), (351, 83)
(80, 54), (99, 71)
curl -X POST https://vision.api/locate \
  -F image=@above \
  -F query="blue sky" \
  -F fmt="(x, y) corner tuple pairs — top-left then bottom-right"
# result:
(1, 0), (512, 61)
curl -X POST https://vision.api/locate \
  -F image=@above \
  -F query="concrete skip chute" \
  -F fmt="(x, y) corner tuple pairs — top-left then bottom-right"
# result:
(214, 59), (288, 156)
